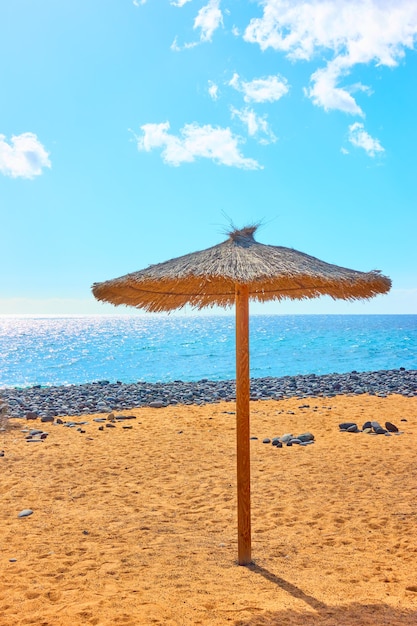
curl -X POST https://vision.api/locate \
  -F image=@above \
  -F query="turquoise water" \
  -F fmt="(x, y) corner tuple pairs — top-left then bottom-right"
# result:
(0, 314), (416, 388)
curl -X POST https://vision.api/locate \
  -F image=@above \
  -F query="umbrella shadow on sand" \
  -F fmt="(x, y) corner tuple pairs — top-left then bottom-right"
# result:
(235, 564), (417, 625)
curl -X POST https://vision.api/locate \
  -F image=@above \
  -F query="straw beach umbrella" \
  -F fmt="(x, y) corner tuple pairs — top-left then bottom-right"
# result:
(92, 225), (391, 565)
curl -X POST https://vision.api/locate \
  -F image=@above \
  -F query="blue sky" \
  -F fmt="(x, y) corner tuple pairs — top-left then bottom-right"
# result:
(1, 0), (416, 315)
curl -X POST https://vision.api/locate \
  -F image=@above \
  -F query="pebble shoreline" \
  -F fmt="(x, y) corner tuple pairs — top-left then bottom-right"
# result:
(1, 369), (416, 419)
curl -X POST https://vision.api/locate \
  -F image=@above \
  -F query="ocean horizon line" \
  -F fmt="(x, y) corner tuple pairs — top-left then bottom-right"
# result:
(1, 312), (416, 319)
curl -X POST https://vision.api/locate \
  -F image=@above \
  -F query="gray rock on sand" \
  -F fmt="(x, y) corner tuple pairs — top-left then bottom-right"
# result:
(339, 422), (358, 431)
(297, 432), (315, 442)
(385, 421), (399, 432)
(18, 509), (33, 518)
(41, 415), (54, 423)
(149, 401), (165, 408)
(346, 424), (360, 433)
(374, 426), (387, 434)
(262, 438), (271, 444)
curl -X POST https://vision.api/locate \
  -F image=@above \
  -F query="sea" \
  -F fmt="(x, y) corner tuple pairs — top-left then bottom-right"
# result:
(0, 314), (416, 389)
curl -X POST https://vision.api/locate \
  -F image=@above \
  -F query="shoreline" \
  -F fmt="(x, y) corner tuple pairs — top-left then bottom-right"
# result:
(2, 368), (416, 418)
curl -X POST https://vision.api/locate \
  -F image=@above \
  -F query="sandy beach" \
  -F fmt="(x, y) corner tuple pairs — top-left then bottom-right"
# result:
(1, 393), (417, 625)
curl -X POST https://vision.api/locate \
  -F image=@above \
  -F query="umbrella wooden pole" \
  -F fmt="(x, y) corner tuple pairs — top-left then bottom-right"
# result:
(235, 284), (251, 565)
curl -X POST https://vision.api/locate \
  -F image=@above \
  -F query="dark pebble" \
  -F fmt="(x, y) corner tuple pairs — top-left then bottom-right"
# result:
(339, 422), (357, 431)
(385, 421), (399, 432)
(25, 412), (38, 420)
(362, 421), (372, 430)
(347, 424), (360, 433)
(297, 432), (315, 442)
(105, 423), (116, 428)
(262, 438), (271, 444)
(149, 401), (164, 408)
(41, 415), (55, 423)
(374, 426), (387, 434)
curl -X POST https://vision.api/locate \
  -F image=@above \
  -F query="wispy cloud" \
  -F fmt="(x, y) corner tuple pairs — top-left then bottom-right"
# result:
(135, 121), (261, 169)
(347, 122), (384, 157)
(0, 132), (51, 179)
(229, 73), (289, 103)
(171, 0), (192, 7)
(244, 0), (417, 115)
(230, 107), (277, 144)
(194, 0), (223, 42)
(208, 80), (219, 100)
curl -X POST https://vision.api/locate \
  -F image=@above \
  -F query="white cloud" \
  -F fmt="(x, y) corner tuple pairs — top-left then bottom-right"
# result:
(171, 0), (192, 6)
(307, 58), (365, 115)
(133, 0), (146, 6)
(194, 0), (223, 42)
(208, 80), (219, 100)
(229, 73), (289, 103)
(244, 0), (417, 114)
(0, 132), (51, 179)
(231, 107), (277, 144)
(347, 122), (384, 157)
(136, 121), (261, 169)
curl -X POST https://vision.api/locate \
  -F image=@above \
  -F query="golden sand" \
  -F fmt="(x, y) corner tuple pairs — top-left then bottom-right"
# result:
(1, 394), (417, 625)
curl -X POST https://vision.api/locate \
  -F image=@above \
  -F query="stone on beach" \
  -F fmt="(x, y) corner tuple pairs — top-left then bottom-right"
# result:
(339, 422), (358, 431)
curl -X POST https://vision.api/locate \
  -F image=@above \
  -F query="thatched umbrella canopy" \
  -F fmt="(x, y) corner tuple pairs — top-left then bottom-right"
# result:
(92, 226), (391, 565)
(92, 226), (390, 311)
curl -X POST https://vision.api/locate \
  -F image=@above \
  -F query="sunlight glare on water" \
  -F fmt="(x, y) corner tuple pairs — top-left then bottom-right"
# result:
(0, 314), (416, 388)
